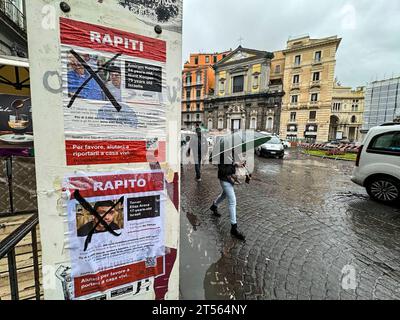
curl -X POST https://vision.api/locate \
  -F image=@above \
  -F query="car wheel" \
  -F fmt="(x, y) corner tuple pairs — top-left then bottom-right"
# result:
(366, 176), (400, 204)
(279, 155), (284, 159)
(255, 149), (261, 156)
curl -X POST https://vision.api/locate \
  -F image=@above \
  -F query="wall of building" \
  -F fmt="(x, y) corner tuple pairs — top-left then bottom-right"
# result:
(331, 86), (365, 142)
(280, 36), (341, 142)
(0, 0), (27, 57)
(181, 52), (229, 129)
(363, 77), (400, 132)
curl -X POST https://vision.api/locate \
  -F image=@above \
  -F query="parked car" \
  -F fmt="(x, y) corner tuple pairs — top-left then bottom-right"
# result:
(325, 140), (341, 149)
(280, 139), (291, 149)
(351, 124), (400, 204)
(256, 136), (285, 158)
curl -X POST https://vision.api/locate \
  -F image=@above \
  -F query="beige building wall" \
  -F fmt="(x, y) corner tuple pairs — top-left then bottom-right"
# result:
(331, 85), (365, 142)
(280, 36), (341, 142)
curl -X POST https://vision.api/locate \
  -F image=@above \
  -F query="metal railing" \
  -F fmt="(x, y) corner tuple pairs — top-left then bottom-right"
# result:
(0, 213), (40, 300)
(0, 0), (26, 31)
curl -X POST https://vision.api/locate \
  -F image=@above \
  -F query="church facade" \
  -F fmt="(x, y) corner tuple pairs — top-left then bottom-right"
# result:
(204, 46), (284, 134)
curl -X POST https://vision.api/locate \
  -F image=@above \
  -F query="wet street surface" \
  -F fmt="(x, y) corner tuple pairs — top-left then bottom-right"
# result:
(180, 149), (400, 300)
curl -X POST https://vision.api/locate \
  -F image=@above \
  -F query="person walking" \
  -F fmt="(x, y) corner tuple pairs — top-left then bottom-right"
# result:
(210, 156), (246, 241)
(187, 123), (208, 182)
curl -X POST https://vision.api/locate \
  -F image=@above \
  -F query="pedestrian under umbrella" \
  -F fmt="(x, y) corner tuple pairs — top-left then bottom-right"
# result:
(209, 131), (271, 241)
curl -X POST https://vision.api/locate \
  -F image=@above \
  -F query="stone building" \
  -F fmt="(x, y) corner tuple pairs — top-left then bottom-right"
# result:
(205, 46), (284, 133)
(0, 0), (27, 57)
(331, 85), (365, 142)
(279, 35), (342, 142)
(181, 51), (230, 129)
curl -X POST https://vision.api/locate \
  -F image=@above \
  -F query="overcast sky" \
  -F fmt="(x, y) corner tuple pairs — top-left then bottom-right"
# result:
(182, 0), (400, 88)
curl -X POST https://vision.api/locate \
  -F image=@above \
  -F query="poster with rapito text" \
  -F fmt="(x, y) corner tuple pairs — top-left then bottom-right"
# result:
(60, 18), (167, 166)
(63, 171), (167, 300)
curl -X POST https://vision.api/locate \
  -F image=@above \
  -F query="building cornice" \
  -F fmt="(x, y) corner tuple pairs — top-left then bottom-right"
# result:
(215, 57), (271, 71)
(206, 91), (284, 104)
(283, 38), (341, 54)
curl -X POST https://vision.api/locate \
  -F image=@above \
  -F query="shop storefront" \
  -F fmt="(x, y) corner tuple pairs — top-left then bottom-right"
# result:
(286, 124), (298, 141)
(0, 55), (36, 217)
(304, 124), (318, 143)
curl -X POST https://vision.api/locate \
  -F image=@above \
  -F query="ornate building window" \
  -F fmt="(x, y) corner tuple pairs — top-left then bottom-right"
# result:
(275, 65), (281, 74)
(253, 75), (259, 89)
(266, 117), (274, 131)
(351, 115), (357, 123)
(208, 118), (213, 129)
(294, 55), (301, 66)
(218, 118), (224, 129)
(314, 51), (322, 62)
(311, 93), (319, 102)
(290, 112), (297, 122)
(250, 117), (257, 129)
(309, 111), (317, 122)
(352, 100), (359, 112)
(332, 102), (341, 112)
(312, 72), (320, 82)
(233, 75), (244, 93)
(219, 80), (225, 93)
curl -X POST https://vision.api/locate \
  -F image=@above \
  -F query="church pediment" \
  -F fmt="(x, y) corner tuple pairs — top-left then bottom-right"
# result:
(215, 46), (274, 67)
(225, 50), (255, 63)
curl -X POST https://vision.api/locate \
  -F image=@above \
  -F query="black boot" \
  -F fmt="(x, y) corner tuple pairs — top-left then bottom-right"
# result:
(210, 204), (221, 217)
(231, 224), (246, 241)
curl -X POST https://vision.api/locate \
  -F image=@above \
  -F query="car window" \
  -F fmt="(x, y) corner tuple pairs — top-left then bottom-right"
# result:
(269, 137), (281, 144)
(367, 131), (400, 155)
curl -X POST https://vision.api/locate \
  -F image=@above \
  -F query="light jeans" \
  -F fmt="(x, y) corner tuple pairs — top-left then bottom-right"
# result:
(214, 180), (237, 225)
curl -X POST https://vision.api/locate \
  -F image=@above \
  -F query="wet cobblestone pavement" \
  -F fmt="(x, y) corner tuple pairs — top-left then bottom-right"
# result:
(180, 149), (400, 300)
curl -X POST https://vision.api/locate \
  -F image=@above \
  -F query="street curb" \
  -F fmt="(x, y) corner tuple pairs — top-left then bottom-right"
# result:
(300, 150), (356, 162)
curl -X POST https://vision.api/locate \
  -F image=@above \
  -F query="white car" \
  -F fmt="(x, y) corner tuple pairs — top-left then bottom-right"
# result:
(351, 123), (400, 204)
(256, 136), (285, 159)
(280, 139), (292, 149)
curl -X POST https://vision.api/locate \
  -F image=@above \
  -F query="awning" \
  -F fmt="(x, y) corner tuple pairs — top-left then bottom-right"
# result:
(0, 55), (29, 68)
(0, 55), (30, 95)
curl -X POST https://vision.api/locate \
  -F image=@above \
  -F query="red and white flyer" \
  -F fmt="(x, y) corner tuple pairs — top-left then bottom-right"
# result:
(60, 18), (167, 166)
(63, 170), (167, 300)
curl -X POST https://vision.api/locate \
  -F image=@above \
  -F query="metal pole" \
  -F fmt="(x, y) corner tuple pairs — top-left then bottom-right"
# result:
(7, 248), (19, 300)
(6, 157), (14, 215)
(31, 227), (41, 300)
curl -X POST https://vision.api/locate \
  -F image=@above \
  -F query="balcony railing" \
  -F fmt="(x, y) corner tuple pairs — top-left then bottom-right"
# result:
(291, 83), (300, 90)
(310, 80), (321, 87)
(0, 0), (26, 31)
(309, 101), (320, 108)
